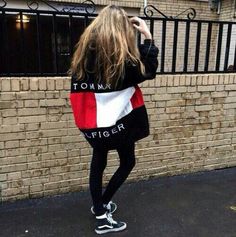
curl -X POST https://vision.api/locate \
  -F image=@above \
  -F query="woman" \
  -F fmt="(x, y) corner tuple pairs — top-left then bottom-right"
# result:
(69, 5), (159, 235)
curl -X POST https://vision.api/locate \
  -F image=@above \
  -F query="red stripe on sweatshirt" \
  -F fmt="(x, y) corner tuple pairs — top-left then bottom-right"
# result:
(70, 92), (97, 129)
(130, 86), (144, 109)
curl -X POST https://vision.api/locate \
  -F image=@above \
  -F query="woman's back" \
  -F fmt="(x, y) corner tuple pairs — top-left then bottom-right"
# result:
(68, 5), (159, 235)
(69, 5), (147, 88)
(69, 5), (159, 149)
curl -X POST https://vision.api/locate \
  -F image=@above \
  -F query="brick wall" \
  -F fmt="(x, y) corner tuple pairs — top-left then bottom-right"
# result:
(50, 0), (143, 9)
(1, 74), (236, 201)
(219, 0), (234, 21)
(50, 0), (217, 19)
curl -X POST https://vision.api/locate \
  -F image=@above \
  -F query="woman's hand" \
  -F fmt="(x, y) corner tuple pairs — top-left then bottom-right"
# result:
(130, 16), (152, 39)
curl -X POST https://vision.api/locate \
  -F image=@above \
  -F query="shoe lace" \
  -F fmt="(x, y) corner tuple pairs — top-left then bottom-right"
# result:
(106, 202), (111, 210)
(106, 213), (117, 225)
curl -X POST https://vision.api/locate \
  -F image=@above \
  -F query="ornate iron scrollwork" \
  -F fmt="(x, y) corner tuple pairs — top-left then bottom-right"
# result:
(172, 8), (196, 20)
(27, 0), (95, 13)
(144, 5), (169, 18)
(0, 0), (96, 13)
(0, 0), (7, 9)
(27, 1), (41, 10)
(61, 0), (95, 14)
(144, 5), (196, 20)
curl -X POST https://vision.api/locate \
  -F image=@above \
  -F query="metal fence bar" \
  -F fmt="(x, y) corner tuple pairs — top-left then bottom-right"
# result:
(137, 32), (141, 46)
(52, 13), (58, 74)
(149, 18), (154, 36)
(224, 23), (232, 71)
(0, 7), (98, 17)
(141, 15), (236, 25)
(36, 12), (42, 74)
(215, 22), (223, 71)
(161, 19), (166, 73)
(234, 36), (236, 70)
(68, 14), (73, 57)
(19, 11), (26, 74)
(183, 20), (190, 72)
(172, 20), (178, 73)
(1, 10), (10, 75)
(204, 22), (212, 72)
(194, 21), (201, 72)
(84, 14), (88, 27)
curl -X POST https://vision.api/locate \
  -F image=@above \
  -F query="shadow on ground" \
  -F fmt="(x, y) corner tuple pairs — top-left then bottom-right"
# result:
(0, 167), (236, 237)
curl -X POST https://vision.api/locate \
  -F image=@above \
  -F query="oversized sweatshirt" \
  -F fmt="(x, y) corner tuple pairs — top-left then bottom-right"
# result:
(70, 39), (159, 149)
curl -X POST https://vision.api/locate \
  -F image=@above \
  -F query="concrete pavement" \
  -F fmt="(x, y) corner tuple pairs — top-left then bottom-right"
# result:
(0, 167), (236, 237)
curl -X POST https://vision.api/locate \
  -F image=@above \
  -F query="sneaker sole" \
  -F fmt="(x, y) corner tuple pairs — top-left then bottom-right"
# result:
(91, 207), (95, 215)
(95, 223), (127, 234)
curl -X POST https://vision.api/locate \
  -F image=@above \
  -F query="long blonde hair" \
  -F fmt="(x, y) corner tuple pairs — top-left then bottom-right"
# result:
(68, 5), (145, 88)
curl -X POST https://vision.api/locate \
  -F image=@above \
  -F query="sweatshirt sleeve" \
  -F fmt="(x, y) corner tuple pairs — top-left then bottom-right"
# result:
(135, 39), (159, 84)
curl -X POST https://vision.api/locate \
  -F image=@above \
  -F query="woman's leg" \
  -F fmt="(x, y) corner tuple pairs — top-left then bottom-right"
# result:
(102, 142), (136, 205)
(89, 146), (108, 216)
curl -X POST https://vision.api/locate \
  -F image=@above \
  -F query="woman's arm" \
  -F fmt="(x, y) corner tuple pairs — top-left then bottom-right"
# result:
(129, 17), (159, 84)
(139, 39), (159, 81)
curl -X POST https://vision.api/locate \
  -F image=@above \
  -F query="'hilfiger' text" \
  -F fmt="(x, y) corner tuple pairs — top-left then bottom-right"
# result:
(83, 123), (125, 139)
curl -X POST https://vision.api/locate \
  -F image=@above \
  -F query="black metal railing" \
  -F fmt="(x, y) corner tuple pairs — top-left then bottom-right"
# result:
(0, 1), (97, 76)
(142, 4), (236, 74)
(141, 16), (236, 74)
(0, 2), (236, 77)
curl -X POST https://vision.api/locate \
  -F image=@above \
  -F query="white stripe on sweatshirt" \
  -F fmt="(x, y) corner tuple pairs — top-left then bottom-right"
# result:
(95, 87), (135, 127)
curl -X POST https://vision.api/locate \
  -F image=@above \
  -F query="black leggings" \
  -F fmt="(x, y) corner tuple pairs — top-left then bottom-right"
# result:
(89, 142), (136, 216)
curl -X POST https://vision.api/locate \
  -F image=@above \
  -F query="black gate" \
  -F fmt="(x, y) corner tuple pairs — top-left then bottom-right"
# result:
(0, 1), (236, 76)
(0, 0), (97, 76)
(143, 5), (236, 74)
